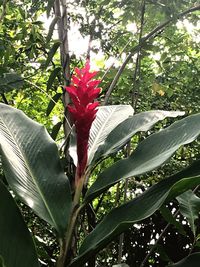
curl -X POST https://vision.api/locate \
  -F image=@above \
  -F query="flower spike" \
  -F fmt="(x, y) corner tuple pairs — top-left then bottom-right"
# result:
(66, 61), (101, 181)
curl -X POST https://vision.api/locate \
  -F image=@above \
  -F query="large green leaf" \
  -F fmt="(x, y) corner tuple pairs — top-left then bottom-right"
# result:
(92, 110), (184, 165)
(177, 190), (200, 235)
(0, 103), (72, 236)
(69, 160), (200, 267)
(0, 180), (39, 267)
(86, 113), (200, 202)
(88, 105), (134, 165)
(168, 253), (200, 267)
(69, 105), (134, 167)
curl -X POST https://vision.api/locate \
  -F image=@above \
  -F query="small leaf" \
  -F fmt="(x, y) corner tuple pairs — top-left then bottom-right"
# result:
(47, 0), (55, 17)
(51, 121), (62, 140)
(160, 206), (186, 235)
(46, 92), (62, 116)
(46, 17), (59, 43)
(0, 180), (39, 267)
(177, 190), (200, 235)
(44, 41), (60, 68)
(47, 67), (61, 91)
(168, 252), (200, 267)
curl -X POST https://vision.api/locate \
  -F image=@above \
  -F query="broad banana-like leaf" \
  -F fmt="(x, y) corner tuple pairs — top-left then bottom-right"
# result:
(0, 103), (72, 236)
(168, 253), (200, 267)
(0, 180), (39, 267)
(92, 110), (184, 165)
(69, 160), (200, 267)
(86, 113), (200, 202)
(177, 190), (200, 235)
(88, 105), (134, 165)
(69, 105), (134, 166)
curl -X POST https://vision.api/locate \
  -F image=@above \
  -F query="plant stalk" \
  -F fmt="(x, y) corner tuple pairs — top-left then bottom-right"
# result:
(56, 176), (85, 267)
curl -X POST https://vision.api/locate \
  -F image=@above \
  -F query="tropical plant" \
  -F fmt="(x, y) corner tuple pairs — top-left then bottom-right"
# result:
(0, 61), (200, 267)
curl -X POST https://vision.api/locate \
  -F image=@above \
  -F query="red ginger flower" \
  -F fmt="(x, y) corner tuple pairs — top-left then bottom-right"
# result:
(66, 61), (101, 179)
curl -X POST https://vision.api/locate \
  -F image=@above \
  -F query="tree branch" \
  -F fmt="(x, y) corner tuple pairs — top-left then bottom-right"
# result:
(103, 4), (200, 105)
(0, 0), (8, 23)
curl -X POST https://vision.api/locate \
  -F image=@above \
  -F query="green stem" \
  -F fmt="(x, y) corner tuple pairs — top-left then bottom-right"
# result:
(56, 176), (85, 267)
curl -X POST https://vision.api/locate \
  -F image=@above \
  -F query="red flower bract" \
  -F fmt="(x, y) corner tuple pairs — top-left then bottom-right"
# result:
(66, 61), (101, 179)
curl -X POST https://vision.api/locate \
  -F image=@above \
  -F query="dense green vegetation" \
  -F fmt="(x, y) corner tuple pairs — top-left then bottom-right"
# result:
(0, 1), (200, 266)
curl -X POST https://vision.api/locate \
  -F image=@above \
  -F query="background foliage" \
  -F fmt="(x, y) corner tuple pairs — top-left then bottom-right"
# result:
(0, 0), (200, 266)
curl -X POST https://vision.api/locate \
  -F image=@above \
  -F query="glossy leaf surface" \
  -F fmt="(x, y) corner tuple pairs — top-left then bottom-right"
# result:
(0, 180), (39, 267)
(86, 113), (200, 202)
(177, 190), (200, 235)
(88, 105), (134, 165)
(69, 160), (200, 267)
(92, 110), (184, 164)
(0, 103), (72, 236)
(70, 105), (134, 167)
(168, 253), (200, 267)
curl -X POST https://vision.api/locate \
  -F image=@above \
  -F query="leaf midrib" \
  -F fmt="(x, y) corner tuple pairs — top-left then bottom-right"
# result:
(0, 114), (58, 230)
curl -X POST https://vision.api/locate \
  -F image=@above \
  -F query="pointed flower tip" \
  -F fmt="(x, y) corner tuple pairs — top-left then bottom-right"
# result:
(67, 61), (101, 178)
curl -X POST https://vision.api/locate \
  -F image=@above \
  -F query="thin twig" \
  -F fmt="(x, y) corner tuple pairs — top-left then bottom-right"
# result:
(103, 4), (200, 105)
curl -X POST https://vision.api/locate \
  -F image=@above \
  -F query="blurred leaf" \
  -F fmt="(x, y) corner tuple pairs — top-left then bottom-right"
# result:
(86, 113), (200, 202)
(51, 121), (62, 140)
(69, 160), (200, 267)
(46, 92), (62, 116)
(155, 244), (172, 262)
(0, 180), (39, 267)
(44, 41), (60, 68)
(47, 67), (61, 91)
(112, 264), (129, 267)
(0, 73), (24, 93)
(177, 190), (200, 235)
(0, 103), (72, 236)
(47, 0), (55, 17)
(46, 17), (59, 43)
(160, 206), (186, 235)
(168, 253), (200, 267)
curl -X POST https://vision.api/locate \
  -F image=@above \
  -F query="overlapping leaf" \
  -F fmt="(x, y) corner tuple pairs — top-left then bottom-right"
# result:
(86, 113), (200, 202)
(0, 103), (71, 236)
(69, 105), (134, 166)
(168, 252), (200, 267)
(69, 160), (200, 267)
(88, 105), (134, 165)
(0, 180), (39, 267)
(177, 190), (200, 235)
(92, 110), (184, 164)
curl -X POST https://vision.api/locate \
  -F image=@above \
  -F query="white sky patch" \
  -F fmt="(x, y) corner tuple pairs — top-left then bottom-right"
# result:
(126, 22), (138, 34)
(52, 115), (60, 125)
(176, 19), (200, 43)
